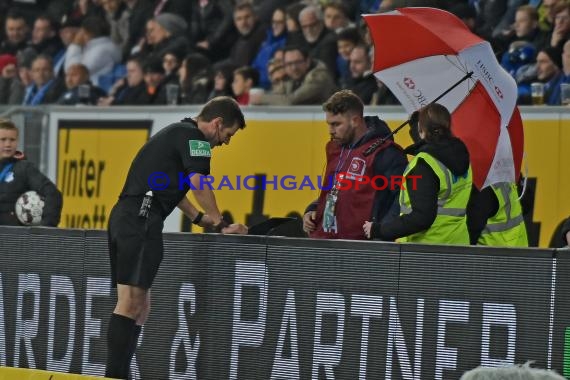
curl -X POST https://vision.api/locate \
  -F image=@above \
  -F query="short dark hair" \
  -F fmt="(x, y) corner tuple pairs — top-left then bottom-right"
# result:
(81, 16), (110, 38)
(0, 118), (18, 134)
(198, 96), (246, 130)
(418, 103), (453, 142)
(234, 66), (259, 87)
(322, 90), (364, 116)
(283, 44), (310, 59)
(336, 27), (363, 45)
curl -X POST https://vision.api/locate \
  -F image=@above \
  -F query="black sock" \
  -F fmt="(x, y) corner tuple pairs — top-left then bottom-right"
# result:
(105, 313), (136, 379)
(127, 325), (142, 377)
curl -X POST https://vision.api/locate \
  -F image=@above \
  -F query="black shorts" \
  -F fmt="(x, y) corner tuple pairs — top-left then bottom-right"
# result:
(108, 197), (164, 289)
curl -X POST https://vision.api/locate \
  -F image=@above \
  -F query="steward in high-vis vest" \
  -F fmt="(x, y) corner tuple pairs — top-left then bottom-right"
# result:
(467, 182), (528, 247)
(364, 103), (472, 245)
(303, 90), (408, 240)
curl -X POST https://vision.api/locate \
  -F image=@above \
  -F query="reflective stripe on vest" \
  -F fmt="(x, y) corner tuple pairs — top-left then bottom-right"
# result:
(398, 152), (471, 245)
(479, 182), (528, 247)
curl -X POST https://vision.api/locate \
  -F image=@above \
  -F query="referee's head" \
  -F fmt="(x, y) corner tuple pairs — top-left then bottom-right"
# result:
(198, 96), (246, 131)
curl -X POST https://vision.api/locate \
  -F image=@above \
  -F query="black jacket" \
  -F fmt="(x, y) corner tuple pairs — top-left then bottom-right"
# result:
(306, 116), (408, 224)
(0, 153), (63, 226)
(373, 136), (470, 240)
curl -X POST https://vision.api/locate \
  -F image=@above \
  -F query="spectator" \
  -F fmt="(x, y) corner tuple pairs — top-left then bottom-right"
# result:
(5, 48), (37, 105)
(536, 46), (564, 104)
(501, 41), (538, 104)
(449, 3), (478, 33)
(267, 50), (286, 94)
(208, 62), (236, 100)
(284, 2), (306, 47)
(344, 44), (378, 104)
(549, 3), (570, 49)
(22, 54), (66, 105)
(538, 0), (563, 32)
(299, 5), (338, 78)
(57, 63), (106, 105)
(64, 15), (122, 87)
(232, 66), (259, 105)
(251, 7), (288, 90)
(0, 9), (30, 56)
(30, 15), (65, 60)
(0, 119), (62, 227)
(100, 0), (130, 57)
(143, 58), (166, 104)
(0, 55), (18, 104)
(253, 45), (336, 105)
(123, 0), (154, 59)
(54, 15), (82, 78)
(162, 49), (183, 77)
(491, 0), (528, 41)
(512, 5), (549, 51)
(323, 1), (353, 32)
(98, 55), (149, 105)
(138, 13), (189, 65)
(179, 53), (213, 105)
(336, 27), (363, 87)
(221, 2), (266, 68)
(189, 0), (235, 62)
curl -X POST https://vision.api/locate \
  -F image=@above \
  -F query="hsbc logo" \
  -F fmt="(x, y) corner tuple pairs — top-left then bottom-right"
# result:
(495, 86), (504, 99)
(403, 77), (416, 89)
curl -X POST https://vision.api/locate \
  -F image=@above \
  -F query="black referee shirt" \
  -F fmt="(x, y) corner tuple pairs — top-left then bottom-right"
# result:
(120, 120), (211, 217)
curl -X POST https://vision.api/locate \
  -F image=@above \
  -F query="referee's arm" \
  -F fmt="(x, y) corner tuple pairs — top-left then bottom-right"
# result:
(189, 173), (224, 225)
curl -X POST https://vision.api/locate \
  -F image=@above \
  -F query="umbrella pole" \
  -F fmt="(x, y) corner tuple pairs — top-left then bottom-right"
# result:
(364, 71), (474, 157)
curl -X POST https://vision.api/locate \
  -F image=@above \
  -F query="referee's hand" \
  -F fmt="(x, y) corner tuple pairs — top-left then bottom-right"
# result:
(222, 223), (248, 234)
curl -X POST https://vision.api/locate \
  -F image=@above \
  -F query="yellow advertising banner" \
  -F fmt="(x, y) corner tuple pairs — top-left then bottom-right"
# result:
(52, 111), (570, 248)
(56, 121), (151, 229)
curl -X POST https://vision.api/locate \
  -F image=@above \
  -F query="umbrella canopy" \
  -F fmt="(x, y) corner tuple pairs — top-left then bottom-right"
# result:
(363, 7), (523, 189)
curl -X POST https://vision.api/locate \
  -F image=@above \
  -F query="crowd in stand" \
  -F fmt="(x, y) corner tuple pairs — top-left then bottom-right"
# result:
(0, 0), (569, 107)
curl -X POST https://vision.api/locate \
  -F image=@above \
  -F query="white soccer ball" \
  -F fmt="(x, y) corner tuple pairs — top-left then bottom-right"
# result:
(15, 191), (44, 226)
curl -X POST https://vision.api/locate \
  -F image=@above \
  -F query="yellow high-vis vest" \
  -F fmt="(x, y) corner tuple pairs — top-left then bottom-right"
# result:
(399, 152), (472, 245)
(478, 182), (528, 247)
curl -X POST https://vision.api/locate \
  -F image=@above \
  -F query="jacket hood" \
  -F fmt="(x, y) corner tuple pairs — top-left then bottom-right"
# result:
(356, 116), (393, 146)
(419, 137), (470, 176)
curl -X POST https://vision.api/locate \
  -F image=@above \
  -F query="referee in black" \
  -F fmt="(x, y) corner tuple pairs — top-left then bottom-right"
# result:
(105, 96), (248, 379)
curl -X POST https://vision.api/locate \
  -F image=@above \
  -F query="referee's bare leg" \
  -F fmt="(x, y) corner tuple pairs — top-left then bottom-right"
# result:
(105, 284), (151, 379)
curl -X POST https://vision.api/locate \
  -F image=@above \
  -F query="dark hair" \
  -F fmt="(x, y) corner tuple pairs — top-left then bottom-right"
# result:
(324, 1), (349, 18)
(418, 103), (453, 142)
(81, 16), (110, 38)
(322, 90), (364, 116)
(285, 2), (305, 29)
(32, 54), (54, 69)
(6, 8), (27, 23)
(35, 14), (59, 32)
(198, 96), (246, 130)
(0, 118), (18, 133)
(234, 66), (259, 87)
(182, 53), (211, 89)
(336, 26), (363, 44)
(283, 44), (310, 59)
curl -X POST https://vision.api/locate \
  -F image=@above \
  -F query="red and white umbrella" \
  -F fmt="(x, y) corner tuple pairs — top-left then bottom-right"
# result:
(363, 7), (524, 189)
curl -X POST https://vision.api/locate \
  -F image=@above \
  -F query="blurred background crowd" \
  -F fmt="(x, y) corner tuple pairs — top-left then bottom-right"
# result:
(0, 0), (568, 107)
